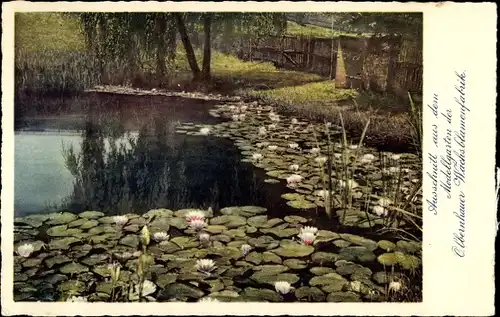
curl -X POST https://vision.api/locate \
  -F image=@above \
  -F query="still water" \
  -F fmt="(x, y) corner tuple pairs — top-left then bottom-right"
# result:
(14, 93), (294, 218)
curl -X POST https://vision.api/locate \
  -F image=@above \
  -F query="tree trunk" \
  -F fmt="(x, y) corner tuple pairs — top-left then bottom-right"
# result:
(174, 13), (201, 80)
(97, 15), (107, 84)
(155, 14), (167, 87)
(201, 14), (212, 80)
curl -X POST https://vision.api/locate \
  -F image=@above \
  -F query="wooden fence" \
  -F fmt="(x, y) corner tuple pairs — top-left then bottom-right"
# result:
(217, 34), (422, 98)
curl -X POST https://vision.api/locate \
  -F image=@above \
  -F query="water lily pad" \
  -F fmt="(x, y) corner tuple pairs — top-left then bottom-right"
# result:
(311, 252), (339, 265)
(47, 212), (78, 225)
(47, 225), (82, 237)
(272, 243), (314, 258)
(81, 254), (109, 266)
(246, 252), (263, 265)
(377, 240), (396, 252)
(143, 208), (174, 219)
(160, 283), (205, 299)
(261, 218), (284, 228)
(295, 286), (326, 301)
(210, 215), (246, 228)
(171, 236), (200, 249)
(205, 225), (227, 234)
(49, 237), (80, 250)
(168, 217), (188, 230)
(79, 211), (105, 219)
(45, 254), (71, 268)
(15, 214), (50, 228)
(120, 234), (140, 248)
(281, 193), (305, 201)
(261, 226), (299, 238)
(247, 215), (268, 228)
(338, 246), (376, 262)
(241, 287), (281, 302)
(340, 234), (378, 251)
(59, 262), (89, 275)
(326, 291), (361, 302)
(395, 251), (421, 270)
(396, 240), (421, 254)
(377, 252), (398, 266)
(287, 200), (317, 209)
(310, 267), (336, 276)
(284, 215), (308, 224)
(264, 179), (280, 184)
(309, 272), (347, 289)
(283, 258), (307, 269)
(156, 273), (177, 288)
(22, 258), (43, 268)
(248, 235), (277, 249)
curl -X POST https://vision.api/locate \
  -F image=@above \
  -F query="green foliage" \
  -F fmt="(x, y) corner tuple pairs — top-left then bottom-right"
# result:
(332, 13), (423, 38)
(285, 21), (360, 38)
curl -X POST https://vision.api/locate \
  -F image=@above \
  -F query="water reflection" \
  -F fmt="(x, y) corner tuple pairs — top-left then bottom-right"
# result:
(16, 92), (283, 215)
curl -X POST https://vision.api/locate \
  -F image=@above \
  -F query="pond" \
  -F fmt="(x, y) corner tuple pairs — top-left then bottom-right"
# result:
(15, 93), (290, 218)
(13, 89), (422, 303)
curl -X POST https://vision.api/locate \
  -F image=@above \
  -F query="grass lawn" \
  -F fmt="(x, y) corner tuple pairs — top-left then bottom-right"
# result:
(285, 21), (362, 38)
(15, 12), (84, 52)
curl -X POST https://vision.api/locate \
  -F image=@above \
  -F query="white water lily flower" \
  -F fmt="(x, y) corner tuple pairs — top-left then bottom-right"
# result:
(136, 280), (157, 297)
(391, 154), (401, 160)
(338, 179), (359, 189)
(274, 281), (292, 294)
(258, 126), (267, 136)
(257, 110), (262, 114)
(289, 164), (299, 171)
(196, 259), (216, 274)
(113, 215), (128, 226)
(189, 219), (207, 231)
(232, 114), (240, 121)
(373, 205), (389, 217)
(199, 127), (211, 135)
(389, 166), (400, 174)
(286, 174), (303, 186)
(349, 281), (362, 292)
(360, 153), (375, 163)
(17, 243), (34, 258)
(349, 144), (359, 150)
(378, 197), (393, 207)
(67, 296), (88, 302)
(198, 297), (220, 302)
(298, 231), (316, 245)
(291, 118), (298, 124)
(288, 143), (299, 149)
(267, 145), (278, 151)
(314, 156), (327, 165)
(241, 243), (252, 256)
(310, 147), (321, 155)
(333, 153), (342, 159)
(300, 226), (318, 235)
(252, 153), (263, 161)
(185, 210), (205, 222)
(388, 280), (402, 293)
(315, 190), (330, 199)
(152, 232), (170, 242)
(199, 233), (210, 243)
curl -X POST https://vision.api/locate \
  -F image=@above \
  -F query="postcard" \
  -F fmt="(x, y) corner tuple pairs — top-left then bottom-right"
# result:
(1, 1), (496, 316)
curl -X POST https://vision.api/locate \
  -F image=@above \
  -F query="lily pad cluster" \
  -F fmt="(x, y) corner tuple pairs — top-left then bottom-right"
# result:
(14, 208), (421, 302)
(175, 99), (422, 230)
